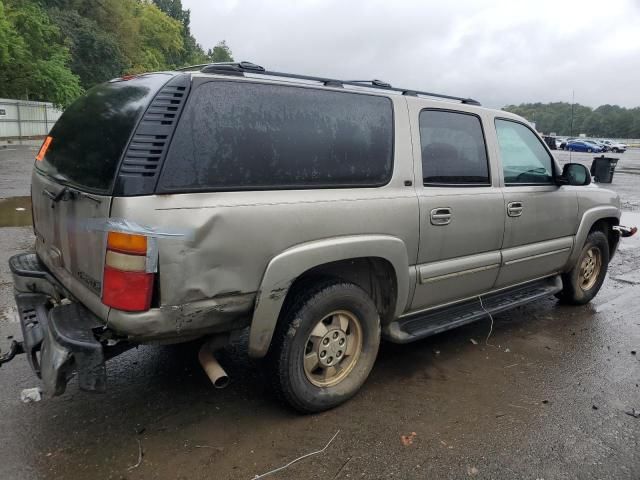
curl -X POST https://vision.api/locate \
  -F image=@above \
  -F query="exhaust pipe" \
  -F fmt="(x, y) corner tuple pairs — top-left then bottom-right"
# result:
(198, 337), (230, 389)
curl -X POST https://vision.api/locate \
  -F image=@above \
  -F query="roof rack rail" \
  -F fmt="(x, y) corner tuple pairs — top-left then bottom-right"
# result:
(347, 79), (392, 88)
(189, 61), (481, 106)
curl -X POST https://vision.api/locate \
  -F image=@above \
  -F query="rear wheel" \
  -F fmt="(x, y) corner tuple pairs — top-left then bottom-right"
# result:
(612, 147), (619, 153)
(268, 281), (381, 413)
(558, 231), (609, 304)
(587, 148), (593, 153)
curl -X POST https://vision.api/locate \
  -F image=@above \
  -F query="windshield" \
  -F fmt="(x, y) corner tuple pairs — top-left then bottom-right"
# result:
(35, 73), (172, 194)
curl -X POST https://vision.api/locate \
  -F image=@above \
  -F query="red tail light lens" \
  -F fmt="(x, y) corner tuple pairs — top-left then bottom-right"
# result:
(103, 267), (153, 311)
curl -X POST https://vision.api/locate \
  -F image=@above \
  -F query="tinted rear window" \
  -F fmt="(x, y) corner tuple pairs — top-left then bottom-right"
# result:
(36, 74), (171, 194)
(419, 110), (489, 185)
(158, 81), (393, 191)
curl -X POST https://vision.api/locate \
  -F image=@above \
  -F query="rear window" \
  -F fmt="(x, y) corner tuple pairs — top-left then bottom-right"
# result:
(158, 81), (393, 191)
(36, 74), (172, 194)
(419, 110), (490, 185)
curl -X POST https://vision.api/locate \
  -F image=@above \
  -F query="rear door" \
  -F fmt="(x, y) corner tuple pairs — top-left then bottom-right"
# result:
(409, 105), (504, 311)
(31, 73), (173, 312)
(492, 118), (578, 288)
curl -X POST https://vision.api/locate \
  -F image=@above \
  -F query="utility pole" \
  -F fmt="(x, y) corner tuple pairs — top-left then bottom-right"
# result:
(570, 90), (575, 137)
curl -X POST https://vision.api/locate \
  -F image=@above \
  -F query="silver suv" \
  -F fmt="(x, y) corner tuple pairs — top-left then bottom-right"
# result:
(2, 62), (635, 412)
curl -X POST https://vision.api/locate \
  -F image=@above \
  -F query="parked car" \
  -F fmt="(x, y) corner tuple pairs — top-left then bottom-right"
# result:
(560, 137), (578, 150)
(555, 137), (567, 149)
(566, 140), (604, 153)
(2, 62), (634, 412)
(585, 139), (609, 152)
(601, 140), (627, 153)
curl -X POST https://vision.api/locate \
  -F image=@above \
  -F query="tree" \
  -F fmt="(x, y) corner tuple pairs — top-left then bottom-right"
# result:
(128, 1), (184, 73)
(48, 9), (126, 88)
(0, 0), (82, 106)
(152, 0), (206, 65)
(206, 40), (233, 62)
(502, 102), (640, 138)
(1, 0), (236, 105)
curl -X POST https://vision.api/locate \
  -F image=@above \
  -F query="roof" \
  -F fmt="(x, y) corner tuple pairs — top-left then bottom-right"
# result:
(178, 61), (482, 107)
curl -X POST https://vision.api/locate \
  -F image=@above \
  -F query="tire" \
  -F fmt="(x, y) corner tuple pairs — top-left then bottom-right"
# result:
(587, 148), (593, 153)
(267, 280), (381, 413)
(558, 231), (609, 305)
(612, 148), (619, 153)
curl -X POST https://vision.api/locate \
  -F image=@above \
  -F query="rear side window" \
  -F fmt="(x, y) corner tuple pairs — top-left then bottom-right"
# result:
(158, 81), (393, 191)
(36, 74), (171, 194)
(419, 110), (490, 185)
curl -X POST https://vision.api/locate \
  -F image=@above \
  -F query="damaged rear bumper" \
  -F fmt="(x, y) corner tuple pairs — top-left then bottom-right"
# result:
(5, 253), (110, 397)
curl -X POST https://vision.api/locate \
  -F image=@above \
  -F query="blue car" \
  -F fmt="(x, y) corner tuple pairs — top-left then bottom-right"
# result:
(566, 140), (604, 153)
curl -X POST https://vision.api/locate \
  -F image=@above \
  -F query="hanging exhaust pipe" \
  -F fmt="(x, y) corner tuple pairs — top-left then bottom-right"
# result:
(198, 335), (230, 389)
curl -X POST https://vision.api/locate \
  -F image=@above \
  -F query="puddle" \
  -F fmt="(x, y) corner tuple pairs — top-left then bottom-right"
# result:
(0, 196), (32, 227)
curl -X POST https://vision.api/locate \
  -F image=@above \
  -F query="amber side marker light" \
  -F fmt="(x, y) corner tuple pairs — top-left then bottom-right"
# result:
(35, 136), (52, 162)
(103, 231), (154, 312)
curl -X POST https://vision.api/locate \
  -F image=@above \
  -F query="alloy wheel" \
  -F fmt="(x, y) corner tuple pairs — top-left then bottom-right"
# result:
(303, 310), (363, 387)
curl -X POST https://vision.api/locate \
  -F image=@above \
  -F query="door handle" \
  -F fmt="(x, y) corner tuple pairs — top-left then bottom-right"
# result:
(430, 207), (452, 225)
(507, 201), (523, 217)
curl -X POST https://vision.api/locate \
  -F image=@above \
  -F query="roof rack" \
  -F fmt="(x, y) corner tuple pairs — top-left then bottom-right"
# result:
(192, 61), (481, 106)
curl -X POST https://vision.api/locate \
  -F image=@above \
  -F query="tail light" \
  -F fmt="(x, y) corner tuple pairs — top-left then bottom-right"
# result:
(102, 231), (155, 311)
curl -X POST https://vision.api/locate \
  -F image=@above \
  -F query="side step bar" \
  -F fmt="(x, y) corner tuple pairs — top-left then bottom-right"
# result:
(385, 276), (562, 343)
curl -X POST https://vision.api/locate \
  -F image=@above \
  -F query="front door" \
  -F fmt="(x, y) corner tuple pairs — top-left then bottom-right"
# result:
(492, 118), (578, 288)
(410, 107), (504, 311)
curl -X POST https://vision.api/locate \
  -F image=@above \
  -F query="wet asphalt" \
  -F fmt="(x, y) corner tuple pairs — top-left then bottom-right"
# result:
(0, 144), (638, 479)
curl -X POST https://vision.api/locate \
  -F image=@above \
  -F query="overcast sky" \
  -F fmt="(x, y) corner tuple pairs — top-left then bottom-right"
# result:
(183, 0), (640, 108)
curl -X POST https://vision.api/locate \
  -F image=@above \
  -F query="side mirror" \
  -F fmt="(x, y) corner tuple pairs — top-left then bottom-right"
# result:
(559, 163), (591, 186)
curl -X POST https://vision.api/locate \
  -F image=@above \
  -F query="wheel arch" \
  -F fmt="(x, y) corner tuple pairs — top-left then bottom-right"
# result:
(565, 206), (620, 270)
(248, 235), (410, 358)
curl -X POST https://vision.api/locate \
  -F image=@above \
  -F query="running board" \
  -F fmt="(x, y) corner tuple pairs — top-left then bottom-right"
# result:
(385, 276), (563, 343)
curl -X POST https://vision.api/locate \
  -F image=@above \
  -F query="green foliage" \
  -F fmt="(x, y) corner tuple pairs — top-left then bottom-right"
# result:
(129, 1), (184, 73)
(152, 0), (209, 65)
(1, 0), (234, 106)
(0, 0), (83, 107)
(503, 102), (640, 138)
(48, 9), (126, 88)
(206, 40), (234, 63)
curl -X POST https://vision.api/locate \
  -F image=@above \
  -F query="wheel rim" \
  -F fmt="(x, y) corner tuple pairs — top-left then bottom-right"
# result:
(579, 247), (602, 290)
(303, 310), (363, 387)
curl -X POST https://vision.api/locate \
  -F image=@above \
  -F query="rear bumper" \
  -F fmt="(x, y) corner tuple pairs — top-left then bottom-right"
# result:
(8, 253), (110, 397)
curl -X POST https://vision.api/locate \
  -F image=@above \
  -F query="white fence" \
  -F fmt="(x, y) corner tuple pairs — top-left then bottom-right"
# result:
(0, 98), (63, 140)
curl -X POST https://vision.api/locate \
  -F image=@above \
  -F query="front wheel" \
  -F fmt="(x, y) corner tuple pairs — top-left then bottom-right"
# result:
(587, 148), (593, 153)
(267, 281), (381, 413)
(558, 231), (609, 304)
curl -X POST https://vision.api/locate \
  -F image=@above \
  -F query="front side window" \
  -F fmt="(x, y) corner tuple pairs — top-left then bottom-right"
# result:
(158, 81), (393, 191)
(495, 119), (554, 185)
(419, 110), (490, 185)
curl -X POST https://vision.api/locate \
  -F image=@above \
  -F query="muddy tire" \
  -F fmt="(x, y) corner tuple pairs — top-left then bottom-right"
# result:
(267, 281), (380, 413)
(558, 231), (609, 305)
